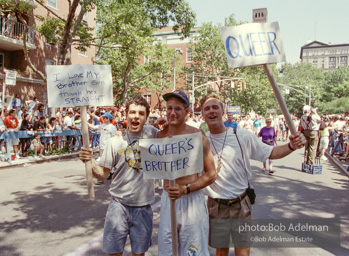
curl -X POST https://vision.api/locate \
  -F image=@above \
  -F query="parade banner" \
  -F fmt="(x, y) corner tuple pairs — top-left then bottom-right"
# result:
(139, 132), (203, 180)
(221, 22), (286, 68)
(46, 64), (113, 107)
(227, 106), (241, 114)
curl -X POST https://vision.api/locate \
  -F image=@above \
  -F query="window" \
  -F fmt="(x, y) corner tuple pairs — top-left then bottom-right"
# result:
(83, 12), (88, 22)
(329, 57), (336, 69)
(186, 49), (193, 63)
(143, 94), (151, 106)
(79, 49), (87, 56)
(312, 58), (318, 67)
(162, 36), (167, 44)
(340, 56), (347, 66)
(0, 54), (3, 68)
(47, 0), (57, 8)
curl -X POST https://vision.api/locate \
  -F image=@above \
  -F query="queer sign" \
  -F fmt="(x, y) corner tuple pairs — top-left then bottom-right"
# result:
(139, 132), (203, 180)
(46, 64), (113, 107)
(221, 22), (286, 68)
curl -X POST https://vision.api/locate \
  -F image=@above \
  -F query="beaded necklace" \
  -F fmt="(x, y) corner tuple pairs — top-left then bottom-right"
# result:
(209, 128), (228, 173)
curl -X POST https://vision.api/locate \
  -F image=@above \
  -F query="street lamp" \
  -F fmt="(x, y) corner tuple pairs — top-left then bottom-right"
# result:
(173, 48), (183, 91)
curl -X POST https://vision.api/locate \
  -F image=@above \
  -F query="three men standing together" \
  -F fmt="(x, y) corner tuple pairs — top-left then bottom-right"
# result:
(80, 91), (306, 256)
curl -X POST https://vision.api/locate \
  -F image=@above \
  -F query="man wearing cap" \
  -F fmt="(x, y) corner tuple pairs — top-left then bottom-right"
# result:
(200, 93), (306, 256)
(80, 97), (158, 255)
(157, 90), (216, 256)
(87, 111), (117, 184)
(300, 106), (321, 164)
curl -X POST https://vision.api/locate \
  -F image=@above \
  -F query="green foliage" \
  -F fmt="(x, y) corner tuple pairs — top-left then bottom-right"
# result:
(96, 0), (196, 104)
(184, 14), (276, 114)
(322, 66), (349, 100)
(317, 97), (349, 114)
(277, 62), (325, 116)
(37, 17), (62, 44)
(278, 63), (349, 116)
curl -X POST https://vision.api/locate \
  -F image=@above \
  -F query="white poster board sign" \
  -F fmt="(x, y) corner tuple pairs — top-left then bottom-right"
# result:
(221, 22), (286, 68)
(139, 132), (203, 180)
(46, 64), (113, 107)
(5, 69), (17, 85)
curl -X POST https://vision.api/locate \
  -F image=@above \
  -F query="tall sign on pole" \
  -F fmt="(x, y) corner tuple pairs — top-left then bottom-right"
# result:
(47, 64), (113, 198)
(220, 10), (297, 135)
(2, 69), (17, 109)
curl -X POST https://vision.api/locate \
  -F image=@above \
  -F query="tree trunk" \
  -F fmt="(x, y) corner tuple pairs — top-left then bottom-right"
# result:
(58, 0), (80, 65)
(121, 62), (132, 104)
(17, 14), (47, 82)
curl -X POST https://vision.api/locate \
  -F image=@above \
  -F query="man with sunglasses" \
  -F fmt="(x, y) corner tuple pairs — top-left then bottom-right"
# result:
(157, 90), (216, 256)
(80, 97), (158, 256)
(200, 94), (306, 256)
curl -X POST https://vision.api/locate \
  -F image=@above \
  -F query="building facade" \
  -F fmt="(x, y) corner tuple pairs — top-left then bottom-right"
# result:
(0, 0), (96, 108)
(300, 41), (349, 71)
(141, 26), (199, 109)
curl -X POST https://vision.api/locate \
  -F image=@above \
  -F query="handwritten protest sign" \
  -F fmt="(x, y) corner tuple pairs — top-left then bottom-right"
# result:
(221, 22), (286, 68)
(139, 132), (203, 180)
(46, 64), (113, 107)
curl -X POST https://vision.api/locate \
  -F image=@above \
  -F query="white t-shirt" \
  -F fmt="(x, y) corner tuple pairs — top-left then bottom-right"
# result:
(204, 128), (272, 199)
(98, 123), (117, 150)
(63, 116), (73, 128)
(99, 126), (158, 206)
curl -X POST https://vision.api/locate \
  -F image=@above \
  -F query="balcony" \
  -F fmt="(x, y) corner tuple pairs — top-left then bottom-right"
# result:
(0, 16), (36, 51)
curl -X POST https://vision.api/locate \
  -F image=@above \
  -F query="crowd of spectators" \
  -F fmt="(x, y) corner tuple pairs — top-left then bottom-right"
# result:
(0, 96), (348, 167)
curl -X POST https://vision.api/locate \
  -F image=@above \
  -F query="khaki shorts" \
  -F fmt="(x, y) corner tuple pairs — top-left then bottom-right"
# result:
(208, 193), (253, 249)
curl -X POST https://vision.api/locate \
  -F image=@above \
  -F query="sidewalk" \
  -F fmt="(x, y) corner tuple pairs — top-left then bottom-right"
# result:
(0, 149), (99, 169)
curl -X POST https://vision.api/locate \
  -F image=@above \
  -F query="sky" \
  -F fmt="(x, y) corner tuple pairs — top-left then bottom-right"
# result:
(186, 0), (349, 64)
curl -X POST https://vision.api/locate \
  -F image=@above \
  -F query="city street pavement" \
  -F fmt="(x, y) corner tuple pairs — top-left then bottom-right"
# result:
(0, 143), (348, 256)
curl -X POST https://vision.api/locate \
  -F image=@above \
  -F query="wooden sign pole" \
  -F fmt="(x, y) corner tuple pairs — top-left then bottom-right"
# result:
(169, 179), (178, 256)
(263, 64), (297, 135)
(80, 106), (95, 198)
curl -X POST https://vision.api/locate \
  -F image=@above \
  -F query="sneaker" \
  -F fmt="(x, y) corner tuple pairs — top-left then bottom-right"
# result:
(96, 157), (101, 162)
(95, 180), (104, 185)
(34, 155), (38, 160)
(16, 154), (21, 159)
(320, 156), (327, 161)
(39, 154), (45, 158)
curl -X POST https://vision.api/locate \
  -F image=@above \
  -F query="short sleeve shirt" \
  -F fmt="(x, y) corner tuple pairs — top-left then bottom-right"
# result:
(99, 125), (158, 206)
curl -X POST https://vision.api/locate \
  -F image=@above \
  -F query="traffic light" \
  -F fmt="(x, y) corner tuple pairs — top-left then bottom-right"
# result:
(236, 79), (242, 91)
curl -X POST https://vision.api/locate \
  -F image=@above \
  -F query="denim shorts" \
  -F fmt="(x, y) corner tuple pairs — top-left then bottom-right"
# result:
(102, 198), (153, 254)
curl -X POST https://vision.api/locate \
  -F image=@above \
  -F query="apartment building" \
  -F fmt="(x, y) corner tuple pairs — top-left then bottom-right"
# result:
(0, 0), (96, 107)
(300, 40), (349, 71)
(141, 26), (199, 109)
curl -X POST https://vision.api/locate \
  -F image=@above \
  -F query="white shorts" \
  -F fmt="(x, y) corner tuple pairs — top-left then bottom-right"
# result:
(158, 190), (209, 256)
(320, 136), (329, 149)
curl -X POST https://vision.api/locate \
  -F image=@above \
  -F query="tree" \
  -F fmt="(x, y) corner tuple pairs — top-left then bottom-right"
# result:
(95, 0), (196, 104)
(277, 62), (324, 116)
(185, 14), (278, 115)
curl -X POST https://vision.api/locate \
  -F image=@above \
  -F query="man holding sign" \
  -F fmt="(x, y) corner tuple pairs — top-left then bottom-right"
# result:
(200, 94), (306, 256)
(79, 97), (158, 256)
(157, 90), (216, 256)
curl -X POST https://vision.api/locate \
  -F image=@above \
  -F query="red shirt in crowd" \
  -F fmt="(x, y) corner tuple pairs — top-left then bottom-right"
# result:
(4, 116), (19, 129)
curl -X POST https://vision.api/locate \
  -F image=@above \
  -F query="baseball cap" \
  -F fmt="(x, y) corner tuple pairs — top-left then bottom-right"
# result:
(102, 112), (113, 119)
(163, 90), (189, 108)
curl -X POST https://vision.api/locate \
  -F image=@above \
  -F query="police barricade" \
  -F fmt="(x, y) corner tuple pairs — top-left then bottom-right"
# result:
(0, 130), (100, 164)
